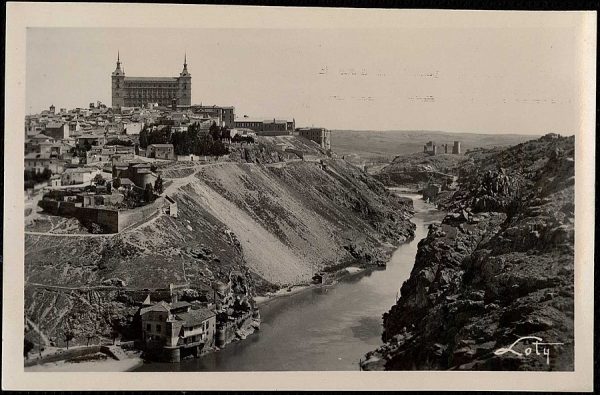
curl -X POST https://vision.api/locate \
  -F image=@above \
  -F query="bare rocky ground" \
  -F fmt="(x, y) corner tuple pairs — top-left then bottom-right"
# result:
(361, 134), (574, 371)
(25, 136), (415, 349)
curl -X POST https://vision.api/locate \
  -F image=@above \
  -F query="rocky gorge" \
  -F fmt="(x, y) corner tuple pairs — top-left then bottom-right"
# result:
(361, 134), (575, 371)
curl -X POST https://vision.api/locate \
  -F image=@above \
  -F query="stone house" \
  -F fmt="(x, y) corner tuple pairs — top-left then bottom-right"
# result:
(24, 153), (65, 174)
(146, 144), (175, 160)
(297, 127), (331, 150)
(140, 299), (216, 362)
(44, 122), (70, 140)
(61, 167), (96, 185)
(77, 134), (107, 149)
(48, 175), (62, 187)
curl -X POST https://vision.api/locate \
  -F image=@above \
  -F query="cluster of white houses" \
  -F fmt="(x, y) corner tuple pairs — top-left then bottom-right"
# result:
(26, 105), (331, 186)
(25, 57), (333, 201)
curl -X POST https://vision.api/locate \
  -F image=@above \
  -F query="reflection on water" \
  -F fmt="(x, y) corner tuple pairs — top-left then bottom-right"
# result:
(134, 193), (444, 372)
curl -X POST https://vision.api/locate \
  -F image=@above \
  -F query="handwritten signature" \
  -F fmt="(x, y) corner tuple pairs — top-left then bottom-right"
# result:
(494, 336), (564, 365)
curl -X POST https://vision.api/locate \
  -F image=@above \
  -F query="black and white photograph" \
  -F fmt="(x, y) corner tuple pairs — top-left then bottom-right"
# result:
(3, 3), (596, 391)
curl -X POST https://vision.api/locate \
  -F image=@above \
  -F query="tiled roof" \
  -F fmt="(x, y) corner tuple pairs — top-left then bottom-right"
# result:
(235, 118), (264, 123)
(140, 301), (171, 315)
(63, 167), (95, 174)
(124, 77), (178, 82)
(31, 134), (53, 140)
(177, 308), (215, 327)
(171, 301), (191, 310)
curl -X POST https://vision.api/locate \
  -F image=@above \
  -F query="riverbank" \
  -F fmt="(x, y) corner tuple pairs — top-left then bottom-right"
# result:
(25, 349), (144, 372)
(254, 262), (387, 306)
(253, 225), (410, 307)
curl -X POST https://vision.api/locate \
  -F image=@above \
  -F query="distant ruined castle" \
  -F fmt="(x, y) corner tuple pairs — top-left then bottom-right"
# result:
(111, 52), (191, 108)
(423, 140), (461, 156)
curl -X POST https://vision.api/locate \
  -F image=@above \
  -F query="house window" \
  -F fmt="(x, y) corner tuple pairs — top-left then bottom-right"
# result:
(146, 323), (151, 331)
(156, 324), (161, 333)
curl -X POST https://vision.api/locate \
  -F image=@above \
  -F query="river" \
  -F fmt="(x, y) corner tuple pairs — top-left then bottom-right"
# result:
(134, 192), (444, 371)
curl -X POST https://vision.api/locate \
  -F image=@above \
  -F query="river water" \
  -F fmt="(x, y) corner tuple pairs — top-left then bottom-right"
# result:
(134, 192), (444, 372)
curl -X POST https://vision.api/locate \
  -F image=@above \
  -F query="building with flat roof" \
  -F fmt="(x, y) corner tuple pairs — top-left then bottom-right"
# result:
(297, 127), (331, 150)
(191, 105), (235, 128)
(146, 144), (175, 160)
(234, 117), (295, 135)
(112, 53), (191, 108)
(44, 122), (70, 140)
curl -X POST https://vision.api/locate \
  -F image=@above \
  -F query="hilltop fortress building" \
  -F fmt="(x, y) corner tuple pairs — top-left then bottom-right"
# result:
(111, 53), (191, 108)
(424, 140), (461, 156)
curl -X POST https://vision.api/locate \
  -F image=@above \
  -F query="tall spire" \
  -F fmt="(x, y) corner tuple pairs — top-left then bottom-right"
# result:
(113, 51), (123, 76)
(180, 52), (190, 77)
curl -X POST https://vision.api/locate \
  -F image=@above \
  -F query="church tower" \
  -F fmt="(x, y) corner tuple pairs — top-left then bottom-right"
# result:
(177, 53), (192, 106)
(111, 52), (125, 108)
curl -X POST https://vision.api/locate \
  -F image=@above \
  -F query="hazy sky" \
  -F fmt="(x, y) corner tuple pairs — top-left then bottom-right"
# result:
(26, 25), (582, 134)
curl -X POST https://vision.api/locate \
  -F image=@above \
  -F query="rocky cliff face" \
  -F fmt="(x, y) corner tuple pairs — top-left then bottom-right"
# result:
(25, 137), (415, 348)
(362, 134), (574, 371)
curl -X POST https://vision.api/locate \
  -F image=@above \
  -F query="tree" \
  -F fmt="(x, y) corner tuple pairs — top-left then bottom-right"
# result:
(113, 176), (122, 189)
(106, 138), (133, 146)
(209, 122), (221, 140)
(154, 176), (164, 195)
(86, 333), (94, 347)
(93, 173), (105, 185)
(64, 330), (75, 349)
(24, 338), (34, 359)
(106, 182), (112, 194)
(41, 167), (52, 181)
(139, 127), (149, 148)
(144, 183), (154, 202)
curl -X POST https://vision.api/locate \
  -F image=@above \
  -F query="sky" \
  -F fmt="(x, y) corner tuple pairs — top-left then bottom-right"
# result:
(26, 24), (583, 134)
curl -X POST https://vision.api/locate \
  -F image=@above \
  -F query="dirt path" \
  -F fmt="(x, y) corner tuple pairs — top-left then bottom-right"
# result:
(25, 281), (172, 292)
(25, 231), (110, 238)
(163, 164), (206, 195)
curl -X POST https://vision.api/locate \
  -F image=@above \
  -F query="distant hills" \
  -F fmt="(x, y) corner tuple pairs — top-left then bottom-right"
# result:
(331, 130), (540, 163)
